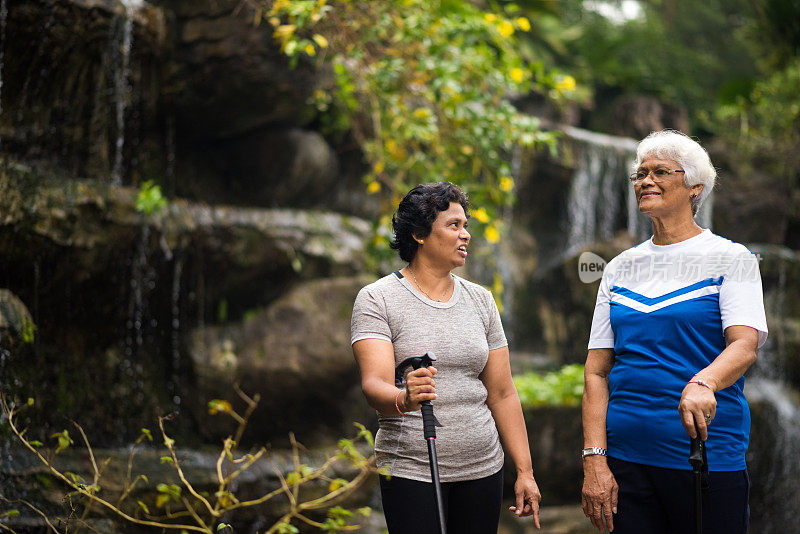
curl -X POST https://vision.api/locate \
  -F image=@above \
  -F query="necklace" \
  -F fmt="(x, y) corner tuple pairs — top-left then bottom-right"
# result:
(408, 267), (451, 302)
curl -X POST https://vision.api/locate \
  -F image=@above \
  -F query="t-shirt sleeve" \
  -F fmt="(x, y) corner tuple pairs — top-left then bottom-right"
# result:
(350, 286), (392, 345)
(588, 272), (615, 350)
(720, 248), (769, 348)
(484, 290), (508, 350)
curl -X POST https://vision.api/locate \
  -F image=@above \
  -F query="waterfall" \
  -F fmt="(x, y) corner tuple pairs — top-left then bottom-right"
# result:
(562, 126), (639, 257)
(170, 255), (183, 406)
(0, 0), (7, 120)
(745, 378), (800, 531)
(110, 0), (142, 186)
(744, 244), (800, 531)
(166, 113), (176, 197)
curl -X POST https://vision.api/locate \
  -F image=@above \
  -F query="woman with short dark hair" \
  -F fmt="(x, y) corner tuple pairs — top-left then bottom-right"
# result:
(351, 182), (541, 532)
(581, 131), (768, 533)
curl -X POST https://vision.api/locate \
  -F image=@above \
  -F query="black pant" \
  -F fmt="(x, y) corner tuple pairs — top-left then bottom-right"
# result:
(379, 468), (503, 533)
(608, 456), (750, 534)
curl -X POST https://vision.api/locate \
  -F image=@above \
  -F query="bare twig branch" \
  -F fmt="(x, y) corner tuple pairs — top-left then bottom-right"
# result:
(1, 397), (208, 533)
(157, 416), (218, 519)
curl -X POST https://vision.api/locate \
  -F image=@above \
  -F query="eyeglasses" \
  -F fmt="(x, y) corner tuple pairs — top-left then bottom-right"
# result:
(629, 169), (685, 184)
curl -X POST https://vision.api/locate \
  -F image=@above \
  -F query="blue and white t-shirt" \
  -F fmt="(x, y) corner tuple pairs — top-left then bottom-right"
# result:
(588, 229), (768, 471)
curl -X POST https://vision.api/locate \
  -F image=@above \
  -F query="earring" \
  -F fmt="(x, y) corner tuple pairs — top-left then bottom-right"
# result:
(691, 194), (697, 200)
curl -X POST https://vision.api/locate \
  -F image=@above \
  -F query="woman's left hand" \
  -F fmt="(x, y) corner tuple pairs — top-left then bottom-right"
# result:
(679, 381), (717, 441)
(508, 471), (541, 527)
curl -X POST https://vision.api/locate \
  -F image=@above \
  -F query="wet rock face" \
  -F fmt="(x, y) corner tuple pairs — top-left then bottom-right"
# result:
(1, 0), (366, 213)
(0, 164), (372, 444)
(1, 0), (165, 181)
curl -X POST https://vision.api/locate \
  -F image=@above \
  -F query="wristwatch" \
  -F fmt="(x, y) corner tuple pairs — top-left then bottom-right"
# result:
(582, 446), (608, 459)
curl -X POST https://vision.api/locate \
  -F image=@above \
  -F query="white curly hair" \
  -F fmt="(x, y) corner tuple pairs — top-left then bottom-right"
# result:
(635, 130), (717, 216)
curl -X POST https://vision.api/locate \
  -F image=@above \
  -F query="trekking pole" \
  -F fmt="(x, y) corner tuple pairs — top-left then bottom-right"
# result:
(688, 431), (708, 534)
(395, 352), (446, 534)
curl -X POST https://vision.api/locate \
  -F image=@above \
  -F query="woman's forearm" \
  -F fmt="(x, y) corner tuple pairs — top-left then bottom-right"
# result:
(488, 393), (533, 474)
(582, 373), (610, 449)
(362, 377), (405, 417)
(693, 328), (758, 392)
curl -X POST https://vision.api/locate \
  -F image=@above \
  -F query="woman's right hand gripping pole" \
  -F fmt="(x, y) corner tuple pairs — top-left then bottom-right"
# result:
(399, 366), (438, 412)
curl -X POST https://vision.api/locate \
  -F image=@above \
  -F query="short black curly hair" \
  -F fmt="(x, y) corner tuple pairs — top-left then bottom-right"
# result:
(390, 182), (470, 263)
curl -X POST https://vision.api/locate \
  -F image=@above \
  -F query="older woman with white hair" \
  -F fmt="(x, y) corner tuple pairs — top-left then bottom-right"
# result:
(581, 130), (768, 533)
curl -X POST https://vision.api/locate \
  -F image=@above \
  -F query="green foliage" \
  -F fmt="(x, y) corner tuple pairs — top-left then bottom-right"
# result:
(20, 315), (36, 344)
(135, 180), (168, 216)
(50, 429), (74, 453)
(717, 57), (800, 155)
(264, 0), (578, 273)
(514, 364), (584, 408)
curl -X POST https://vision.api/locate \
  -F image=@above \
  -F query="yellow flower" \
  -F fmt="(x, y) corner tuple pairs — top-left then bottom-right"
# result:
(385, 139), (407, 159)
(497, 20), (514, 37)
(273, 24), (296, 46)
(492, 272), (504, 313)
(208, 399), (233, 415)
(373, 161), (385, 174)
(499, 176), (514, 192)
(304, 43), (316, 56)
(555, 75), (576, 93)
(312, 34), (329, 48)
(516, 17), (531, 31)
(493, 271), (504, 296)
(510, 67), (525, 84)
(460, 145), (474, 155)
(367, 181), (381, 194)
(472, 207), (490, 223)
(484, 13), (497, 23)
(485, 225), (500, 243)
(413, 108), (432, 119)
(270, 0), (290, 14)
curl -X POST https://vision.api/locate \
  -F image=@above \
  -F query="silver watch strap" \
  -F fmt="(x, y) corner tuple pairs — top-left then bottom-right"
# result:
(582, 446), (608, 458)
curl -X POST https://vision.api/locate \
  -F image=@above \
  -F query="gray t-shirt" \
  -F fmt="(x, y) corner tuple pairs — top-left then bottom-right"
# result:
(350, 271), (508, 482)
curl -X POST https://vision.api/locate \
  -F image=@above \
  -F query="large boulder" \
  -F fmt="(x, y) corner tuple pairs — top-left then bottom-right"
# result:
(189, 275), (376, 446)
(164, 0), (320, 139)
(0, 290), (36, 348)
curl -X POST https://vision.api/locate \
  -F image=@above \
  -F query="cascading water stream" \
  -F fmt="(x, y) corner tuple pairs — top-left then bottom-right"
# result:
(743, 244), (800, 531)
(170, 255), (183, 406)
(110, 0), (142, 186)
(562, 126), (639, 260)
(0, 0), (8, 120)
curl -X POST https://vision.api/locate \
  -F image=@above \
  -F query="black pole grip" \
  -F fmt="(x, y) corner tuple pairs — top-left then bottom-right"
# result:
(421, 401), (437, 440)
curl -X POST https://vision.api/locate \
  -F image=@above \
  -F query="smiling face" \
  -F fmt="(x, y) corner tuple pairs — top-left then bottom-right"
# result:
(635, 157), (702, 218)
(416, 202), (471, 270)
